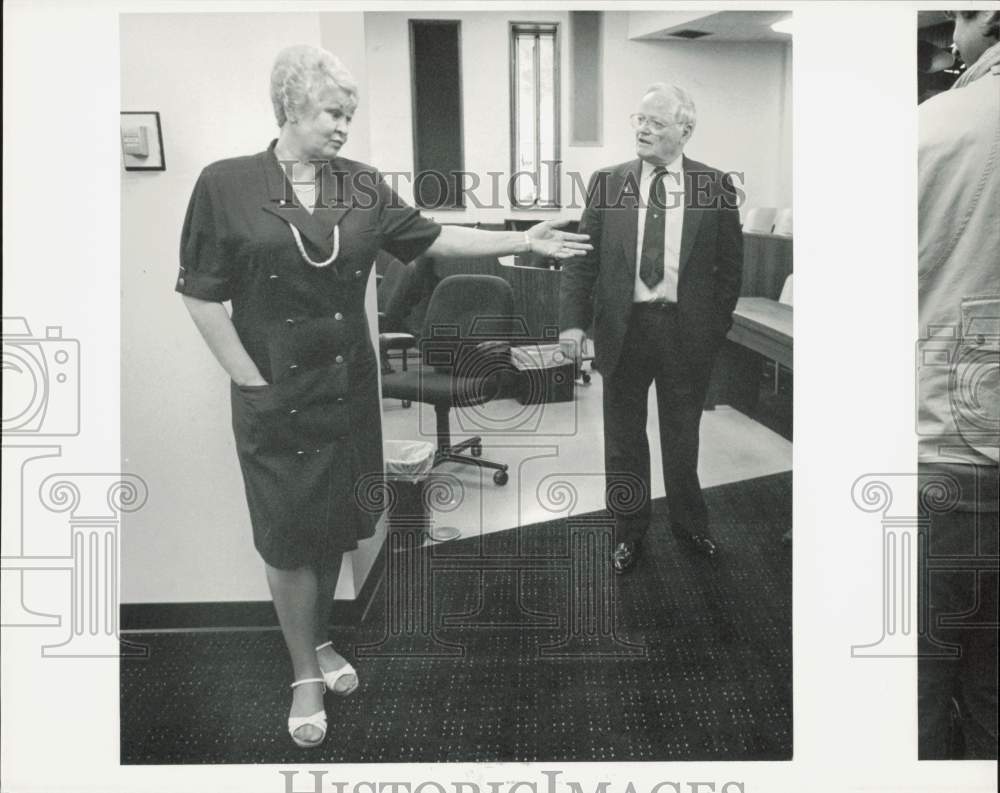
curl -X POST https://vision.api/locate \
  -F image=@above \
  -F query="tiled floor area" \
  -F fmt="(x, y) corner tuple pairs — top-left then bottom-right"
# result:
(380, 369), (792, 539)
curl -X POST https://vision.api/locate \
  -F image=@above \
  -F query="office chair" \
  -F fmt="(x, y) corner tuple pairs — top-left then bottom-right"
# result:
(742, 206), (778, 234)
(778, 273), (793, 306)
(377, 254), (417, 377)
(381, 274), (517, 486)
(773, 208), (793, 237)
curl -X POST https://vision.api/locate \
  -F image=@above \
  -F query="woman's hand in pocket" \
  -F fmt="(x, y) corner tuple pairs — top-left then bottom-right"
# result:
(236, 374), (269, 388)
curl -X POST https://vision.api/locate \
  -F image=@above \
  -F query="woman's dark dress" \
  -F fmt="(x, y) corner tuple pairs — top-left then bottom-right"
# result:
(176, 142), (440, 568)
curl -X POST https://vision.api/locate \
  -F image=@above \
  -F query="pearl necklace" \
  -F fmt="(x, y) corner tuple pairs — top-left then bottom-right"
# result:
(287, 221), (340, 268)
(273, 145), (339, 268)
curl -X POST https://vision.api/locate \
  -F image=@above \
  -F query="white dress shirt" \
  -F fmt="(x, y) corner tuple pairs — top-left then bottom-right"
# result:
(633, 155), (685, 304)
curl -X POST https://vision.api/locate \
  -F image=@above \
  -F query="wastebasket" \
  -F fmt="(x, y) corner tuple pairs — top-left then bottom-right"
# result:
(511, 343), (576, 405)
(383, 440), (436, 545)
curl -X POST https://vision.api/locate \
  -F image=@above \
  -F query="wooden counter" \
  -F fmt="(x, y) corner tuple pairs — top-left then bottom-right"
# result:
(707, 296), (793, 417)
(728, 297), (793, 369)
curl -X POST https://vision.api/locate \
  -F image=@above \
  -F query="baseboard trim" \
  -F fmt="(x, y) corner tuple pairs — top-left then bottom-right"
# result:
(121, 542), (386, 633)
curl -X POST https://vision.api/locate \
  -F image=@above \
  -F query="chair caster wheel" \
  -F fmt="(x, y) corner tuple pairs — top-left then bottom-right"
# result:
(581, 371), (591, 385)
(471, 444), (482, 458)
(402, 400), (412, 409)
(493, 469), (509, 486)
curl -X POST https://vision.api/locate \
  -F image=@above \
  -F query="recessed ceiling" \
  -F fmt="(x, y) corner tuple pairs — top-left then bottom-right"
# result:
(629, 11), (792, 43)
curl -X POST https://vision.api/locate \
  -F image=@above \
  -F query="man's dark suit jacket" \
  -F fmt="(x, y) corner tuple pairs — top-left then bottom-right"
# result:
(559, 156), (744, 380)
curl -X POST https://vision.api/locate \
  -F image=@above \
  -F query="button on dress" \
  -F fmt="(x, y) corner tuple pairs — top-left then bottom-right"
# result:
(177, 142), (441, 569)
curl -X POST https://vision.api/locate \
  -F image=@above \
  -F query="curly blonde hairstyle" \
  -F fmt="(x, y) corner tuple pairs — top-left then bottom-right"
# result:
(270, 45), (358, 127)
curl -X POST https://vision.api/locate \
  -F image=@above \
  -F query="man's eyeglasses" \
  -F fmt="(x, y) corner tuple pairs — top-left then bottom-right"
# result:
(629, 114), (681, 133)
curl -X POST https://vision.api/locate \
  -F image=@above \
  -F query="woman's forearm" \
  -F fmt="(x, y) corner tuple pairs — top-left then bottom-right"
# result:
(425, 225), (532, 258)
(181, 295), (266, 386)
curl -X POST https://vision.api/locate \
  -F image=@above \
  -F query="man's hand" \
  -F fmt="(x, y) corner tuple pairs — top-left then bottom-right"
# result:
(559, 327), (586, 370)
(526, 220), (593, 259)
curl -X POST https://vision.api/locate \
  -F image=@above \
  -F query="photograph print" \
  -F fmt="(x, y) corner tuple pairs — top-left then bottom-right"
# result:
(119, 8), (793, 764)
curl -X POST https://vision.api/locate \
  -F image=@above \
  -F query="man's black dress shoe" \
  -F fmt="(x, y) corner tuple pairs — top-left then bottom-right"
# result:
(688, 533), (718, 557)
(672, 525), (719, 557)
(612, 540), (640, 574)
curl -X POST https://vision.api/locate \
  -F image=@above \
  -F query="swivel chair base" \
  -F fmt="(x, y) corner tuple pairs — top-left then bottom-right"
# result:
(431, 405), (509, 485)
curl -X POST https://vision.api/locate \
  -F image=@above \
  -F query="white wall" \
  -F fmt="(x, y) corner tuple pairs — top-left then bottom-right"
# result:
(320, 13), (371, 164)
(121, 12), (384, 604)
(362, 10), (791, 224)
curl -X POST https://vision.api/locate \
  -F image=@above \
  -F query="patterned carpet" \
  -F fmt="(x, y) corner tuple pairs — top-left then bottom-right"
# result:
(121, 471), (792, 764)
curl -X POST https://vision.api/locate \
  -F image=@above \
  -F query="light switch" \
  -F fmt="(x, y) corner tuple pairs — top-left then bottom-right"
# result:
(121, 126), (149, 158)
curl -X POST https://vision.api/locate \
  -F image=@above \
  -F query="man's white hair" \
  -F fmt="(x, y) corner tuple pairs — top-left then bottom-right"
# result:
(270, 45), (358, 127)
(643, 83), (697, 130)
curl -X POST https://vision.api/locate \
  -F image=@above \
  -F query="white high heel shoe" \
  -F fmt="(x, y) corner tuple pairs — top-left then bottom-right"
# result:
(315, 641), (359, 696)
(287, 678), (327, 748)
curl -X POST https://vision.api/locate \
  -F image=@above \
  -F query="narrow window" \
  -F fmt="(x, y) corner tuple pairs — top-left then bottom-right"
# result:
(510, 23), (560, 208)
(410, 20), (464, 209)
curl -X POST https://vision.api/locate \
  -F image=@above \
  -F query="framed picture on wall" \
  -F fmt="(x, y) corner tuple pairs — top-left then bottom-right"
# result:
(120, 111), (165, 171)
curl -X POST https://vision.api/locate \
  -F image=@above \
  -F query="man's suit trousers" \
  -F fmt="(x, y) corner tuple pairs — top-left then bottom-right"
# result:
(603, 302), (715, 544)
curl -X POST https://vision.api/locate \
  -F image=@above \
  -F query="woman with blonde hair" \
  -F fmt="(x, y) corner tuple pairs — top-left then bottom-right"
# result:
(177, 44), (589, 748)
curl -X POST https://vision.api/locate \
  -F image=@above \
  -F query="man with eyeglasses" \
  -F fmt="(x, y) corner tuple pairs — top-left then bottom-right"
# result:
(917, 9), (999, 761)
(559, 83), (742, 574)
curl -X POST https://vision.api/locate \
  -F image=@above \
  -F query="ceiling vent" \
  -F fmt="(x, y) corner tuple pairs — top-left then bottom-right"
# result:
(669, 29), (712, 39)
